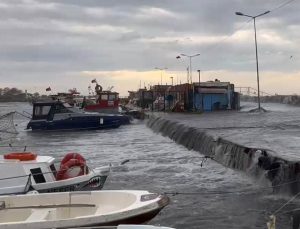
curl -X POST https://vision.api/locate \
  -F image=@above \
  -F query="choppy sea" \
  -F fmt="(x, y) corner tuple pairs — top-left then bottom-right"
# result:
(0, 102), (297, 229)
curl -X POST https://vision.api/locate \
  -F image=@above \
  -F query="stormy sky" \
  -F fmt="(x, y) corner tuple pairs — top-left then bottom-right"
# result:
(0, 0), (299, 95)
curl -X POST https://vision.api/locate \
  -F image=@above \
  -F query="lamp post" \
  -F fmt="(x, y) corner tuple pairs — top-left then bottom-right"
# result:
(170, 76), (174, 86)
(155, 67), (168, 85)
(235, 10), (270, 111)
(197, 70), (201, 86)
(197, 69), (203, 110)
(178, 53), (200, 84)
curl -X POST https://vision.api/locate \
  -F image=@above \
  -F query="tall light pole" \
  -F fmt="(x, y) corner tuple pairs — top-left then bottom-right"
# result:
(235, 10), (270, 111)
(170, 76), (174, 86)
(197, 69), (203, 110)
(155, 67), (168, 85)
(179, 53), (200, 84)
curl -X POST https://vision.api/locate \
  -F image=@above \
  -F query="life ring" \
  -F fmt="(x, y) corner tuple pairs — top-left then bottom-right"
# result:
(56, 159), (87, 181)
(4, 152), (37, 161)
(60, 153), (86, 167)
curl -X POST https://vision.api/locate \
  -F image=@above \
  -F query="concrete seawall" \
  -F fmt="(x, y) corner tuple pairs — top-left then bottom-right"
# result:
(147, 114), (300, 194)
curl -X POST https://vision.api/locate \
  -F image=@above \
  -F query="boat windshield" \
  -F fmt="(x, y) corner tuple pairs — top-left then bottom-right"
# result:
(34, 106), (51, 116)
(63, 103), (72, 108)
(43, 103), (72, 115)
(33, 105), (51, 119)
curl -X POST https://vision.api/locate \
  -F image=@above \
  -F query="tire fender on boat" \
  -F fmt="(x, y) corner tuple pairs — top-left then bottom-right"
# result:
(56, 159), (87, 181)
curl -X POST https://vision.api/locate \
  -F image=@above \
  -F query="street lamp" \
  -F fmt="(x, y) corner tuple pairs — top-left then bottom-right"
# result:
(235, 10), (270, 111)
(197, 70), (201, 86)
(178, 53), (200, 84)
(170, 76), (174, 86)
(155, 67), (168, 85)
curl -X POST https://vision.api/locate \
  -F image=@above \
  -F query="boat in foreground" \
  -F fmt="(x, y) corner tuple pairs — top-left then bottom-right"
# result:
(0, 152), (110, 195)
(0, 190), (169, 229)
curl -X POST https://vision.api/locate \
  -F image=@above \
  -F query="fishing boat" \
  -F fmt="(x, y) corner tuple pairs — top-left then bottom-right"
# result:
(83, 79), (120, 114)
(26, 100), (123, 131)
(0, 190), (169, 229)
(0, 152), (110, 195)
(84, 90), (120, 114)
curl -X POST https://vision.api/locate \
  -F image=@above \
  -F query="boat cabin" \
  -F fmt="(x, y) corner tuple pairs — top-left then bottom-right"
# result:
(96, 91), (119, 105)
(0, 155), (57, 194)
(31, 101), (74, 121)
(84, 91), (119, 113)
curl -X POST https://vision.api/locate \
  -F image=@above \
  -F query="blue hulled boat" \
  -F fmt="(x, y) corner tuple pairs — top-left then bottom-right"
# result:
(27, 101), (123, 131)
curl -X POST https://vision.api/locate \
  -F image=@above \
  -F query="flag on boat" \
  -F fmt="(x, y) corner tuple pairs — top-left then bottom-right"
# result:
(46, 87), (51, 91)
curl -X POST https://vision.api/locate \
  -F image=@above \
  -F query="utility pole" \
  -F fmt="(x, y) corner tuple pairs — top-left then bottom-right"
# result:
(197, 70), (201, 86)
(236, 10), (270, 111)
(155, 67), (168, 85)
(186, 67), (189, 84)
(179, 53), (200, 84)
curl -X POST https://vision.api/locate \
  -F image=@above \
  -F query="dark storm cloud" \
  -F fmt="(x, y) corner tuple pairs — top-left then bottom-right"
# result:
(0, 0), (299, 93)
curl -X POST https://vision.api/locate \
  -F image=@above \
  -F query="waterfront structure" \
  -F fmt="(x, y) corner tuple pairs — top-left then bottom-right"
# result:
(193, 80), (239, 111)
(128, 80), (240, 112)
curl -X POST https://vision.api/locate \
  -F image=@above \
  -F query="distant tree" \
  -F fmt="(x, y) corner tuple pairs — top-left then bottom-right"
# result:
(6, 87), (23, 95)
(3, 87), (10, 95)
(33, 92), (40, 97)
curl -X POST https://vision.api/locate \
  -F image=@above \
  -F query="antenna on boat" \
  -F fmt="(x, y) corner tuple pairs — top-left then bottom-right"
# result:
(91, 79), (98, 84)
(106, 86), (114, 91)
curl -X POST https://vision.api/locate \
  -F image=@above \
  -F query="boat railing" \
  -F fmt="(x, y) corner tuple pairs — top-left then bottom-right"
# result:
(0, 164), (92, 182)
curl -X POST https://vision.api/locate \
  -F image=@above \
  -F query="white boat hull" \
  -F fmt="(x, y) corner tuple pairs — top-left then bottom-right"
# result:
(0, 190), (169, 229)
(0, 166), (110, 195)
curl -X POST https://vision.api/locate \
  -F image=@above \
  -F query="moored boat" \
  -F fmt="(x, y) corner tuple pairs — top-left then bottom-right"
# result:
(26, 101), (123, 131)
(83, 79), (120, 114)
(0, 190), (169, 229)
(0, 152), (110, 195)
(84, 90), (120, 114)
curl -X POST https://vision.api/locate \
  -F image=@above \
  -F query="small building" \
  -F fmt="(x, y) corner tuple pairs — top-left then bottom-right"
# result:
(193, 81), (238, 111)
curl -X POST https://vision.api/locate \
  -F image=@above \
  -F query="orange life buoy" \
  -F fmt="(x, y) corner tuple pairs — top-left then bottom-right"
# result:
(4, 152), (37, 161)
(56, 159), (87, 181)
(60, 153), (86, 167)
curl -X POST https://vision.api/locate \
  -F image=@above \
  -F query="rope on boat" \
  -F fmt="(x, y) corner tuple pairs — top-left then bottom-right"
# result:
(15, 111), (32, 119)
(272, 191), (300, 215)
(163, 177), (300, 196)
(0, 165), (92, 181)
(14, 111), (31, 119)
(0, 142), (175, 148)
(119, 156), (214, 167)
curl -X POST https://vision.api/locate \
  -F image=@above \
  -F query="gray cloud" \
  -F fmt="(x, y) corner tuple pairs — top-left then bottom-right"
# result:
(0, 0), (299, 94)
